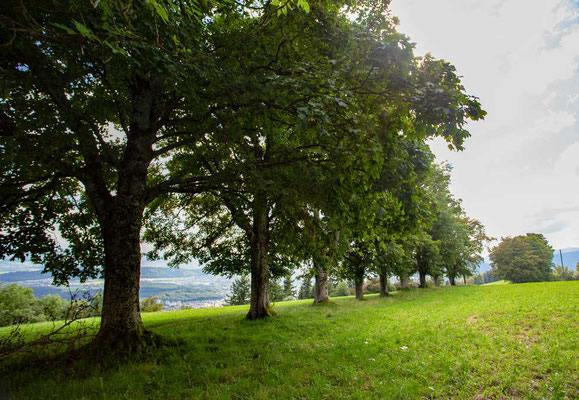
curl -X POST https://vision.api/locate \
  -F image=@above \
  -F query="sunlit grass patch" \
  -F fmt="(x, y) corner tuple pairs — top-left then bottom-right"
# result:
(1, 281), (577, 399)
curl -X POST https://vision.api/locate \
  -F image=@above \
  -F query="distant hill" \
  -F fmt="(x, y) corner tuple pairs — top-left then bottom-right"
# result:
(0, 262), (231, 303)
(0, 267), (207, 282)
(475, 248), (579, 273)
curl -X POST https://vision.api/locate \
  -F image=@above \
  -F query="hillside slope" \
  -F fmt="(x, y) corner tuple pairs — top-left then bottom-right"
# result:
(1, 281), (577, 399)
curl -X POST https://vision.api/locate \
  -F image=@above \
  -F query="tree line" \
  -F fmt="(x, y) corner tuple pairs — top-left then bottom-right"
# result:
(0, 0), (487, 352)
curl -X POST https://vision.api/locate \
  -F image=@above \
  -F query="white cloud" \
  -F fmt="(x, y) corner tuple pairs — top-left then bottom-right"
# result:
(391, 0), (579, 249)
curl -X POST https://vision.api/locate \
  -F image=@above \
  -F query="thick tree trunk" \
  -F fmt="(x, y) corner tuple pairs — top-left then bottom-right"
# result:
(419, 270), (427, 288)
(93, 117), (156, 350)
(314, 263), (329, 303)
(449, 275), (456, 286)
(463, 275), (467, 285)
(379, 267), (389, 296)
(85, 80), (160, 352)
(247, 194), (274, 320)
(96, 202), (147, 351)
(433, 276), (441, 286)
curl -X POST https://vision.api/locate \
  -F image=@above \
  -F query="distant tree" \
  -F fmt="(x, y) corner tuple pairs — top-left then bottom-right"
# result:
(140, 297), (163, 313)
(36, 295), (68, 320)
(375, 240), (405, 296)
(480, 270), (499, 284)
(490, 234), (553, 283)
(364, 278), (381, 294)
(330, 281), (351, 297)
(413, 231), (441, 288)
(0, 283), (44, 326)
(298, 277), (313, 300)
(225, 275), (250, 306)
(282, 277), (296, 300)
(552, 265), (575, 281)
(269, 280), (286, 302)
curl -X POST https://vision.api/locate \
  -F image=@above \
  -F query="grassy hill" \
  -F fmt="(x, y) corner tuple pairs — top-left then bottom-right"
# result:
(483, 279), (509, 285)
(1, 281), (577, 399)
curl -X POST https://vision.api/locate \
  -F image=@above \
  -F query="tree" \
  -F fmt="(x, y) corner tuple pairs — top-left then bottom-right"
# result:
(0, 0), (310, 349)
(0, 283), (44, 326)
(551, 265), (575, 281)
(330, 281), (350, 297)
(413, 231), (441, 288)
(424, 164), (491, 285)
(298, 276), (314, 300)
(375, 239), (405, 296)
(225, 275), (251, 306)
(124, 0), (485, 320)
(490, 233), (553, 283)
(282, 277), (296, 300)
(269, 280), (285, 302)
(36, 295), (69, 320)
(140, 297), (163, 313)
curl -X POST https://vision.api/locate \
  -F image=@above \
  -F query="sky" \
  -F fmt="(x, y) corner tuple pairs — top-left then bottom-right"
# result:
(390, 0), (579, 252)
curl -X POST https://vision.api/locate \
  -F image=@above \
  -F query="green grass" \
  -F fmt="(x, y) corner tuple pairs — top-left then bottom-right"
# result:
(1, 281), (577, 399)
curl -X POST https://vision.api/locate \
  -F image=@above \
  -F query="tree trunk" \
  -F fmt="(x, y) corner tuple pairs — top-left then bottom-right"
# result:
(355, 277), (364, 300)
(400, 275), (409, 290)
(449, 275), (456, 286)
(419, 270), (427, 288)
(433, 276), (441, 286)
(94, 116), (158, 350)
(247, 194), (274, 319)
(463, 275), (467, 285)
(96, 202), (147, 351)
(314, 263), (329, 303)
(379, 267), (389, 296)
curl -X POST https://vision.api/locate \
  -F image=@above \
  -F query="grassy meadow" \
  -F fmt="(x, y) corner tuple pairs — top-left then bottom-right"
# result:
(1, 281), (577, 399)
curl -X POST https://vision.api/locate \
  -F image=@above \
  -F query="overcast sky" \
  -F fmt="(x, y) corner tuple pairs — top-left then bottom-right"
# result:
(390, 0), (579, 251)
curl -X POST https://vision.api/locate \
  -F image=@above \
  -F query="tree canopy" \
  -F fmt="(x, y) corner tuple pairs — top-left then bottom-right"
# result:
(1, 0), (487, 351)
(490, 233), (554, 283)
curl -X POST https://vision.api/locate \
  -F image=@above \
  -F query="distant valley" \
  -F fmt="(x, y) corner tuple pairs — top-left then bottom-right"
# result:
(0, 260), (232, 309)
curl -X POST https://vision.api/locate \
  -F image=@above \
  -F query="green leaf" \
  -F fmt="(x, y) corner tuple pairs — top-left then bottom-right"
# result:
(297, 0), (310, 13)
(72, 20), (96, 39)
(149, 0), (169, 23)
(51, 23), (76, 35)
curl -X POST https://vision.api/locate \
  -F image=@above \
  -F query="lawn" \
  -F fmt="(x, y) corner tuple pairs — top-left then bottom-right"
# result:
(1, 281), (577, 399)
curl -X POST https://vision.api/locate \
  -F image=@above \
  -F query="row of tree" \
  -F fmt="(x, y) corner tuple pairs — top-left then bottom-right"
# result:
(0, 0), (486, 351)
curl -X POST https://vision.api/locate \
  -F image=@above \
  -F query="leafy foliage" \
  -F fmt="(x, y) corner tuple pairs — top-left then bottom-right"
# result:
(0, 283), (100, 326)
(490, 233), (554, 283)
(140, 296), (163, 312)
(224, 275), (251, 306)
